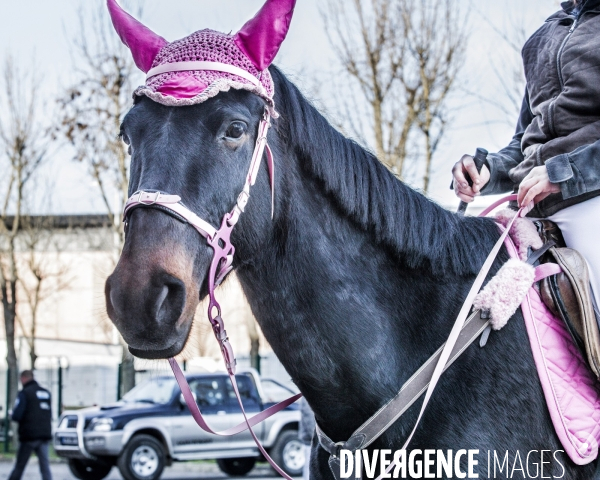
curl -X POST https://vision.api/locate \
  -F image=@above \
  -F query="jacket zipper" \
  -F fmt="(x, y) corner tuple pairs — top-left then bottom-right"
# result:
(550, 10), (599, 136)
(549, 15), (582, 136)
(556, 8), (600, 88)
(556, 18), (579, 90)
(556, 18), (578, 90)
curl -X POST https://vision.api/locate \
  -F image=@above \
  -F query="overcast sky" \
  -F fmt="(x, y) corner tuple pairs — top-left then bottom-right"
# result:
(1, 0), (561, 214)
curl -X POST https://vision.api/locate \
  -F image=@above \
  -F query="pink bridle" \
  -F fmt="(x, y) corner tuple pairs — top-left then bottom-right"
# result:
(124, 108), (274, 374)
(123, 108), (305, 480)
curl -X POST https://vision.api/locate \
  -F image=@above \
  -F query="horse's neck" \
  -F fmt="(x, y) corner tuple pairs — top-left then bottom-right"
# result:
(236, 155), (474, 441)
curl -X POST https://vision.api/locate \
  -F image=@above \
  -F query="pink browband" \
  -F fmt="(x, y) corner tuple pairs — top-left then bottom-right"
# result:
(146, 61), (262, 86)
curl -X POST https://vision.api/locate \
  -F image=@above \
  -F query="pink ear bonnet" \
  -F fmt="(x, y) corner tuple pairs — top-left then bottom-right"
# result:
(107, 0), (296, 115)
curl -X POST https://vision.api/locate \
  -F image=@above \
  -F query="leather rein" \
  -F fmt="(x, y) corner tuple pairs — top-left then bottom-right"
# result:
(122, 105), (532, 479)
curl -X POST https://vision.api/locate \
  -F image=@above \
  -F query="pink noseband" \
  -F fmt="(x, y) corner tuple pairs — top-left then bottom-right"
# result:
(123, 109), (274, 373)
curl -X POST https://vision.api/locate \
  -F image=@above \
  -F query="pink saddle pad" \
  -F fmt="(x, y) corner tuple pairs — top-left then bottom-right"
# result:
(504, 233), (600, 465)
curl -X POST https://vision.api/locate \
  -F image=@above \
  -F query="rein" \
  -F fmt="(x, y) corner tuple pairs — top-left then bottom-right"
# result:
(319, 195), (531, 480)
(124, 122), (531, 479)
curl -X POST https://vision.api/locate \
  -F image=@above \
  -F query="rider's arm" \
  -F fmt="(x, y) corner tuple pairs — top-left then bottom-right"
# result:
(544, 139), (600, 199)
(481, 88), (534, 195)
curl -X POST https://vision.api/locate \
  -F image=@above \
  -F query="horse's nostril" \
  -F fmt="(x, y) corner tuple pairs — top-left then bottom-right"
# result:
(155, 285), (169, 313)
(154, 275), (186, 326)
(109, 288), (118, 316)
(106, 280), (124, 320)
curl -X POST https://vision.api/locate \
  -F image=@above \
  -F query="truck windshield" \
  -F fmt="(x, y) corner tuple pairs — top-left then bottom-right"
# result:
(122, 378), (177, 405)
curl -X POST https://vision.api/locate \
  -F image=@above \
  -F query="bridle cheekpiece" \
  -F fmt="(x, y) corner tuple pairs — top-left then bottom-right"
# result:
(123, 108), (275, 375)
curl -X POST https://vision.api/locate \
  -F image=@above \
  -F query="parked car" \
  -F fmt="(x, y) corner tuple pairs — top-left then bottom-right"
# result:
(54, 370), (303, 480)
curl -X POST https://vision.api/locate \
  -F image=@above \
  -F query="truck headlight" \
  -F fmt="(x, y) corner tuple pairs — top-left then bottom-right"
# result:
(90, 418), (113, 432)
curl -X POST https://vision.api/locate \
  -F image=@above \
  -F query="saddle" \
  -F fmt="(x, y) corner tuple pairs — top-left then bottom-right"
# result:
(534, 220), (600, 378)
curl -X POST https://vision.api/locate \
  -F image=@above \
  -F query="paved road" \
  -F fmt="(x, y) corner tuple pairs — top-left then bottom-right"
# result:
(0, 459), (282, 480)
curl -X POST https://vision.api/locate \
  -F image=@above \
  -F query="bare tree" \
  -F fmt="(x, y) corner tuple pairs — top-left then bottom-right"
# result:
(17, 215), (71, 369)
(59, 5), (139, 247)
(323, 0), (468, 192)
(400, 0), (468, 192)
(323, 0), (408, 171)
(58, 2), (143, 395)
(0, 56), (49, 415)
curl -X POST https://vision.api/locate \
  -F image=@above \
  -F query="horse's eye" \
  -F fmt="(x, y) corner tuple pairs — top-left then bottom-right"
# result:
(225, 122), (247, 139)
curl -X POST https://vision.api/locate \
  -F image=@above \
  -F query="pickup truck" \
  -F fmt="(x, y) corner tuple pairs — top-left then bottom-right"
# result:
(54, 370), (303, 480)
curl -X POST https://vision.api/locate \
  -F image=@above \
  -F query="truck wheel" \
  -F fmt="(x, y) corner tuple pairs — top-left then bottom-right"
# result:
(216, 458), (256, 476)
(117, 434), (166, 480)
(68, 458), (112, 480)
(270, 430), (305, 476)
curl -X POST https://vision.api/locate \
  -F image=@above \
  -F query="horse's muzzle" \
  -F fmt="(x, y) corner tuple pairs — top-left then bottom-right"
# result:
(105, 270), (192, 356)
(104, 209), (203, 358)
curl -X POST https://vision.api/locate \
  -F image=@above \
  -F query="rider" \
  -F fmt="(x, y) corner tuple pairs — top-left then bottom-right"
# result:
(452, 0), (600, 311)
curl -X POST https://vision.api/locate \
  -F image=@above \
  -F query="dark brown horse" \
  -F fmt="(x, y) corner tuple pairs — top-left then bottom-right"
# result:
(103, 1), (593, 478)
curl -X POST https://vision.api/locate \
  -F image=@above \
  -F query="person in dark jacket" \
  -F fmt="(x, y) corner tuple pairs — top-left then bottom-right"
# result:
(8, 370), (53, 480)
(452, 0), (600, 309)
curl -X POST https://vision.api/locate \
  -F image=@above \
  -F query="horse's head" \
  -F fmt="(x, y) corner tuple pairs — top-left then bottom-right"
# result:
(104, 0), (296, 359)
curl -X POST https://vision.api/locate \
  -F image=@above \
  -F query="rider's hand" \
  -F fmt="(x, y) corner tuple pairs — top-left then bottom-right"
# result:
(517, 165), (560, 208)
(452, 154), (490, 203)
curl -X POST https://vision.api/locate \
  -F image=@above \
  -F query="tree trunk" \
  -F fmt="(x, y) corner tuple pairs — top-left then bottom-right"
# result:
(29, 279), (41, 370)
(4, 319), (19, 412)
(245, 315), (261, 374)
(372, 99), (386, 165)
(29, 345), (37, 371)
(250, 337), (260, 373)
(120, 347), (136, 397)
(422, 131), (433, 194)
(395, 104), (416, 177)
(2, 282), (19, 450)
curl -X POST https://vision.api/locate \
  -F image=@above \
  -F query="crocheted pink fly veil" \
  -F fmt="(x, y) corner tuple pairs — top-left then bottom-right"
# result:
(106, 0), (296, 114)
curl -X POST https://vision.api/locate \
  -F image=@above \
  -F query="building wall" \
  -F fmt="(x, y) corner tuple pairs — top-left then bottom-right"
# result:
(0, 218), (292, 414)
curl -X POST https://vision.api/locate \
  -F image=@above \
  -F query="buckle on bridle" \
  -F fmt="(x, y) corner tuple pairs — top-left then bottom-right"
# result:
(236, 190), (250, 212)
(211, 318), (237, 375)
(139, 191), (161, 205)
(333, 442), (345, 459)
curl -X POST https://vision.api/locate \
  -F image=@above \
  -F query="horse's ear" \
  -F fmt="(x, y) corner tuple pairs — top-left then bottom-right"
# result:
(106, 0), (168, 73)
(234, 0), (296, 71)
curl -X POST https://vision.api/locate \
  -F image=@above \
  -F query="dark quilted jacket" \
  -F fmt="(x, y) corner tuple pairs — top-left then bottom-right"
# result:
(483, 0), (600, 217)
(12, 380), (52, 441)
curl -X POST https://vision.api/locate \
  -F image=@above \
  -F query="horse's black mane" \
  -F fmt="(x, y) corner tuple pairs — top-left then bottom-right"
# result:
(270, 66), (501, 277)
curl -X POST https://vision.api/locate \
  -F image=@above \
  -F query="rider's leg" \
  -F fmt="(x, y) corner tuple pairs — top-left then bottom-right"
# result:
(546, 195), (600, 311)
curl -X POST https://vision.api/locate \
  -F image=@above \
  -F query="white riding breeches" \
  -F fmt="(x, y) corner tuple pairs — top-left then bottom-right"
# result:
(546, 195), (600, 311)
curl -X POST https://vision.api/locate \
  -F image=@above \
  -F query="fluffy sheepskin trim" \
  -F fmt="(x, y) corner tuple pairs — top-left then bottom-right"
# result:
(473, 258), (536, 330)
(494, 209), (543, 261)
